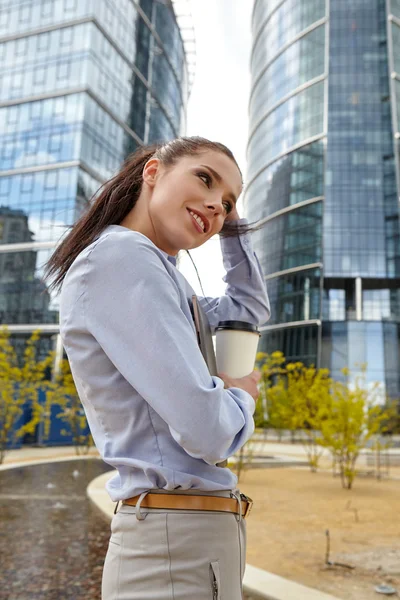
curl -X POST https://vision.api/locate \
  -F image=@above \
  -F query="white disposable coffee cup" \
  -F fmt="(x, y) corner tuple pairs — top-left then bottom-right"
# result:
(215, 320), (261, 379)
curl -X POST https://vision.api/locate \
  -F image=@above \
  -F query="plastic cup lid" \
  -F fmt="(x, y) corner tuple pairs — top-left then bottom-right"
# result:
(215, 320), (260, 333)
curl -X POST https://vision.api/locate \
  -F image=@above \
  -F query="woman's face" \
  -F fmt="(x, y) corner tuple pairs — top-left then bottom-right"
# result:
(142, 150), (243, 256)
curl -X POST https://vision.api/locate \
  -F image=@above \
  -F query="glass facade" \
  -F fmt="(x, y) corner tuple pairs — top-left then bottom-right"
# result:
(324, 0), (399, 279)
(0, 0), (188, 358)
(248, 0), (400, 400)
(263, 267), (322, 327)
(253, 202), (323, 276)
(248, 81), (325, 180)
(250, 24), (326, 122)
(251, 0), (326, 80)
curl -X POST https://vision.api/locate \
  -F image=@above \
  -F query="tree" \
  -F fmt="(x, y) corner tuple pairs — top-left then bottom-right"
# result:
(0, 327), (53, 464)
(44, 358), (93, 455)
(379, 399), (400, 435)
(319, 366), (392, 489)
(268, 361), (332, 471)
(229, 355), (284, 481)
(257, 351), (286, 432)
(232, 437), (256, 482)
(370, 434), (393, 480)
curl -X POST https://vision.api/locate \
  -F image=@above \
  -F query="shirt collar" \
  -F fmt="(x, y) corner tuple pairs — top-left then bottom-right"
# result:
(159, 250), (177, 267)
(155, 244), (177, 266)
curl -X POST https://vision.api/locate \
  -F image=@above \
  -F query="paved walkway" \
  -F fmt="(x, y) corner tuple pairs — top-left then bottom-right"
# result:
(5, 440), (399, 467)
(1, 445), (100, 469)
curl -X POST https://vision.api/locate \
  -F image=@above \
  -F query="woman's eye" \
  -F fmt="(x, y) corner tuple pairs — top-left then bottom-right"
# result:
(223, 202), (232, 213)
(197, 172), (211, 186)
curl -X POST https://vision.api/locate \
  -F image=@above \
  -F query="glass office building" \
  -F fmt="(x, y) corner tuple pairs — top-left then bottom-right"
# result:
(0, 0), (191, 363)
(247, 0), (400, 399)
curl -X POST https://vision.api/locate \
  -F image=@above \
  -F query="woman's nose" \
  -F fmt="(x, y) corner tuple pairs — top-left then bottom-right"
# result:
(206, 198), (224, 214)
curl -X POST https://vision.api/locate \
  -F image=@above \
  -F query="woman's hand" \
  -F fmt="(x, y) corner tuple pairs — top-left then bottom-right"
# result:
(218, 370), (261, 402)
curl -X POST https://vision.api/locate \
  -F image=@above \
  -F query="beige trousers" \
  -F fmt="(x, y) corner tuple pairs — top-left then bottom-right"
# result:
(101, 488), (246, 600)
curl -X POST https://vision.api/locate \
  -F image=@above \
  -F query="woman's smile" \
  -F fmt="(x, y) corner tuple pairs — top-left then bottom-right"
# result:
(187, 208), (207, 234)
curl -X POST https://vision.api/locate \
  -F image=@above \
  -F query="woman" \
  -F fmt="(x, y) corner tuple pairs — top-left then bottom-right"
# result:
(46, 137), (270, 599)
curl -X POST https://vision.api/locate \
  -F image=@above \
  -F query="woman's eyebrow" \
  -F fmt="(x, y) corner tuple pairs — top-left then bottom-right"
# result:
(199, 164), (238, 204)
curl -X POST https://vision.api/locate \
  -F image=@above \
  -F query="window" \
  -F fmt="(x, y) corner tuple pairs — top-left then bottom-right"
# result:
(37, 33), (50, 51)
(95, 105), (104, 127)
(19, 4), (32, 23)
(0, 43), (5, 61)
(21, 174), (34, 193)
(60, 28), (73, 46)
(92, 140), (101, 162)
(30, 102), (42, 121)
(107, 151), (115, 171)
(16, 39), (28, 56)
(64, 0), (77, 11)
(49, 133), (62, 153)
(25, 137), (39, 154)
(41, 0), (53, 18)
(53, 97), (65, 116)
(7, 106), (19, 125)
(33, 67), (46, 85)
(109, 120), (118, 139)
(99, 70), (107, 91)
(11, 72), (23, 92)
(101, 35), (110, 58)
(44, 171), (58, 190)
(57, 61), (70, 80)
(2, 142), (14, 160)
(0, 9), (10, 29)
(105, 4), (113, 29)
(113, 85), (121, 110)
(0, 177), (11, 196)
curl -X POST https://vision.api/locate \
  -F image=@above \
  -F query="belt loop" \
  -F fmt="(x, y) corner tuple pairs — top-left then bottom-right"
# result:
(230, 489), (242, 523)
(113, 500), (120, 515)
(135, 491), (150, 521)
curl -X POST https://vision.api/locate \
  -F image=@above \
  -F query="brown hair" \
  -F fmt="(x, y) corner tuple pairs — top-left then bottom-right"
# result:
(44, 136), (261, 292)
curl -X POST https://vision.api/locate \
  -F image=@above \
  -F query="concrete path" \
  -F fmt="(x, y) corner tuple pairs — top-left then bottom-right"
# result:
(0, 445), (100, 470)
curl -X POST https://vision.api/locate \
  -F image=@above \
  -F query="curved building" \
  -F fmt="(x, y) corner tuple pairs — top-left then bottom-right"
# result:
(0, 0), (191, 363)
(246, 0), (400, 399)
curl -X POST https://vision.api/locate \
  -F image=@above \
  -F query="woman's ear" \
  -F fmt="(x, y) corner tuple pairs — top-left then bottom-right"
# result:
(142, 158), (160, 188)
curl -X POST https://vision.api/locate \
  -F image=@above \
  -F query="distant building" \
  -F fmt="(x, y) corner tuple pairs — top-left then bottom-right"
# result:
(0, 207), (54, 326)
(0, 0), (192, 361)
(246, 0), (400, 400)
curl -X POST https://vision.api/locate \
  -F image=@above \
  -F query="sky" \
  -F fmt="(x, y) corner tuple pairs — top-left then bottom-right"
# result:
(178, 0), (253, 297)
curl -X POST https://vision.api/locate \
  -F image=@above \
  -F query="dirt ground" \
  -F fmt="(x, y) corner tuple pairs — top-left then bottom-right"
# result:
(241, 466), (400, 600)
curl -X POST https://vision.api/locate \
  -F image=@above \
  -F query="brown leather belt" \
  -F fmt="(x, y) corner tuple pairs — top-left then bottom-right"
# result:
(122, 492), (253, 518)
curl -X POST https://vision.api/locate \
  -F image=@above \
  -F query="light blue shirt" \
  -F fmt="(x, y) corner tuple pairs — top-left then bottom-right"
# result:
(59, 221), (270, 501)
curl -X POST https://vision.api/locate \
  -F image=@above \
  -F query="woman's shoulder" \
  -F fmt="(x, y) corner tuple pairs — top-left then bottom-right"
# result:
(79, 228), (178, 292)
(62, 226), (172, 295)
(61, 226), (180, 312)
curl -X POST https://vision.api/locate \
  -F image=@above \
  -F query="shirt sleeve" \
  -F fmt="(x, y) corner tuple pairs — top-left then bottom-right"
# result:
(198, 218), (271, 331)
(84, 233), (255, 466)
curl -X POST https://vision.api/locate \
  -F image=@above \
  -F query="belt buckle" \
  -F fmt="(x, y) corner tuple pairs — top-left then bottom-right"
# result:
(240, 493), (253, 518)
